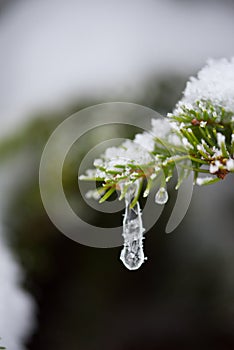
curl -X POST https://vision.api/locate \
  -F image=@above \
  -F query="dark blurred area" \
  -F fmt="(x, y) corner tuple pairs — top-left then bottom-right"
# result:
(0, 1), (234, 350)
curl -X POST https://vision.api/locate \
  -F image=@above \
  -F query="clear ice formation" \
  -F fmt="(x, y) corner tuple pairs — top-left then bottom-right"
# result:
(155, 187), (168, 205)
(120, 183), (146, 270)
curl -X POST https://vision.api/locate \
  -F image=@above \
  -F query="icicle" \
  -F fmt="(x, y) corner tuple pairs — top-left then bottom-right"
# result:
(119, 183), (146, 271)
(155, 187), (168, 205)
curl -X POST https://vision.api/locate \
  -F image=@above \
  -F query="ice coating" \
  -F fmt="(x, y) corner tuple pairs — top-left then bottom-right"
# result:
(155, 187), (169, 205)
(120, 183), (146, 270)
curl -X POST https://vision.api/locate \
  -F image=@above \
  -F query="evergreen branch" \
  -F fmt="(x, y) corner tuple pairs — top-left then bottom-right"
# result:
(80, 58), (234, 204)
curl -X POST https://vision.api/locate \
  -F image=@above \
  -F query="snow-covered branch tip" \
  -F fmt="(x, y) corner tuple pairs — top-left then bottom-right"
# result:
(80, 58), (234, 201)
(80, 58), (234, 270)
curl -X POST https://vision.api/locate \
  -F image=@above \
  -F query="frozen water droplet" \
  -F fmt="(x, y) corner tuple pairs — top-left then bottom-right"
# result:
(119, 183), (146, 271)
(155, 187), (168, 205)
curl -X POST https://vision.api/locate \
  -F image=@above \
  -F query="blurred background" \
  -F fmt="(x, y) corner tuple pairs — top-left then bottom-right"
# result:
(0, 0), (234, 349)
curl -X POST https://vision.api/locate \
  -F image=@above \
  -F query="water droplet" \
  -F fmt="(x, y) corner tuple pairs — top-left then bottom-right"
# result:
(155, 187), (168, 205)
(119, 183), (146, 270)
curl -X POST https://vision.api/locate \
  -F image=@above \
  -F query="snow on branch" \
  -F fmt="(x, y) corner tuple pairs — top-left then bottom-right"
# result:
(80, 58), (234, 270)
